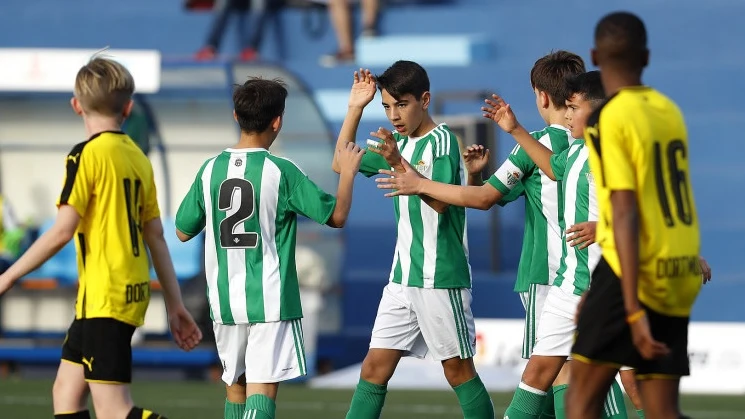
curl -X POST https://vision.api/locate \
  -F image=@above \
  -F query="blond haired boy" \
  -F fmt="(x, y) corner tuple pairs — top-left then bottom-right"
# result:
(0, 57), (203, 419)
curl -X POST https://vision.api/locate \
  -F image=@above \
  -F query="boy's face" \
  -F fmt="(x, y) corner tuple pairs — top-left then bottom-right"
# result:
(564, 93), (594, 139)
(380, 89), (428, 137)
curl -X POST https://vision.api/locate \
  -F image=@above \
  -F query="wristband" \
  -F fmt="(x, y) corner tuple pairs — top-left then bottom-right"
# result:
(626, 309), (646, 324)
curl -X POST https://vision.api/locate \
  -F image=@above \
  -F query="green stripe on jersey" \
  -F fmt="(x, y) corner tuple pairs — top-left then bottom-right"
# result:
(387, 124), (471, 289)
(552, 140), (600, 295)
(487, 125), (572, 293)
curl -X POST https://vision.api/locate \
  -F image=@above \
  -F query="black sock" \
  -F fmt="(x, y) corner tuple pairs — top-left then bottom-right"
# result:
(55, 411), (91, 419)
(127, 406), (167, 419)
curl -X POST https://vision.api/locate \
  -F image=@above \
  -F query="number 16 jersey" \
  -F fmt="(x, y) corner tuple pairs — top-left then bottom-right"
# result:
(584, 87), (701, 317)
(58, 131), (161, 327)
(176, 148), (337, 325)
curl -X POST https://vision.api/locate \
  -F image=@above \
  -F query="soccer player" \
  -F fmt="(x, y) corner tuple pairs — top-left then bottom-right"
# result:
(0, 57), (203, 419)
(375, 51), (584, 417)
(333, 62), (495, 419)
(565, 11), (702, 419)
(479, 71), (628, 419)
(175, 77), (365, 419)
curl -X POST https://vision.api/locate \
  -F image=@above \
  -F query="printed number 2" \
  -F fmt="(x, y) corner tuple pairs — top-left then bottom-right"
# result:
(653, 140), (693, 227)
(123, 178), (142, 257)
(218, 179), (259, 248)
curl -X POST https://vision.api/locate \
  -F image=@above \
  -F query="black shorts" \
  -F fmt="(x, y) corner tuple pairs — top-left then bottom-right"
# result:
(571, 257), (691, 379)
(61, 318), (136, 383)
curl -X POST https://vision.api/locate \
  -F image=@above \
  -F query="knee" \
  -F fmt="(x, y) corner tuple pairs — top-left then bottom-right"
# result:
(53, 373), (86, 408)
(442, 358), (476, 387)
(360, 354), (396, 385)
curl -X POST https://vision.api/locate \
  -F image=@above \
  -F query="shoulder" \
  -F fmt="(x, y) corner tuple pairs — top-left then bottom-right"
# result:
(266, 154), (307, 177)
(431, 123), (458, 157)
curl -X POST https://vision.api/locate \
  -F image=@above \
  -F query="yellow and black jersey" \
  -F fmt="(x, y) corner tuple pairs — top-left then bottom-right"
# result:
(584, 87), (701, 317)
(57, 131), (160, 326)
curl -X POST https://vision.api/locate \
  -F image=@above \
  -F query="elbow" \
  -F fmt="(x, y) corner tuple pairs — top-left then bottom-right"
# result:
(475, 196), (494, 211)
(57, 228), (76, 246)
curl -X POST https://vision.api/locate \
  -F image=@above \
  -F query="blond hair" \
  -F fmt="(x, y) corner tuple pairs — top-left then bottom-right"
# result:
(74, 57), (135, 118)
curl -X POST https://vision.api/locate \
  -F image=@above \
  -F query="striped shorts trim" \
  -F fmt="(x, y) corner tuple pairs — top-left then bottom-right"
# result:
(521, 284), (550, 359)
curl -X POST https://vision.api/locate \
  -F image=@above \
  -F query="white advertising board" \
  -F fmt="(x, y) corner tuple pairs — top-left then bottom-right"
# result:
(0, 48), (161, 93)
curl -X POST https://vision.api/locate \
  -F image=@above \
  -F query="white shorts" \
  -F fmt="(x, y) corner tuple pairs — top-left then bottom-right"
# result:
(532, 286), (581, 357)
(213, 319), (306, 385)
(520, 283), (551, 359)
(369, 282), (475, 361)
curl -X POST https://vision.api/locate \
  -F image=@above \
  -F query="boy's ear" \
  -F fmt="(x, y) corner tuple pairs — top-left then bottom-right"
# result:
(271, 115), (282, 132)
(70, 97), (84, 116)
(233, 110), (239, 123)
(641, 48), (650, 68)
(590, 48), (599, 67)
(539, 91), (550, 109)
(420, 91), (431, 110)
(122, 99), (134, 119)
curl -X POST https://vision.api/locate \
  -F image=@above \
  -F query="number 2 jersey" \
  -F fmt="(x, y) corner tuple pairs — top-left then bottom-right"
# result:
(175, 148), (337, 325)
(57, 131), (161, 327)
(585, 86), (701, 317)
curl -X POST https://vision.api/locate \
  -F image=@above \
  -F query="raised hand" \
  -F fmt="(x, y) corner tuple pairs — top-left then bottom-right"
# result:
(336, 142), (366, 175)
(566, 221), (597, 250)
(699, 256), (712, 284)
(482, 93), (519, 134)
(376, 158), (422, 197)
(463, 144), (490, 175)
(368, 127), (403, 170)
(348, 68), (377, 109)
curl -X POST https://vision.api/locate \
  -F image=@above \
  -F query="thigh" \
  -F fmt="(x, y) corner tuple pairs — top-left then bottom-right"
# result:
(636, 309), (690, 379)
(244, 319), (304, 383)
(410, 287), (475, 361)
(532, 297), (577, 358)
(571, 258), (639, 369)
(81, 318), (135, 383)
(61, 318), (84, 366)
(213, 322), (249, 385)
(523, 283), (551, 359)
(369, 283), (425, 358)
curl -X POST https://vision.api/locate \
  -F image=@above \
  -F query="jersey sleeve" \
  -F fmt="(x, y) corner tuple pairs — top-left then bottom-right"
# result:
(142, 168), (161, 222)
(56, 143), (93, 216)
(549, 147), (571, 181)
(598, 110), (636, 190)
(487, 144), (534, 195)
(431, 130), (460, 185)
(175, 164), (207, 236)
(286, 166), (338, 225)
(496, 183), (524, 207)
(358, 147), (391, 177)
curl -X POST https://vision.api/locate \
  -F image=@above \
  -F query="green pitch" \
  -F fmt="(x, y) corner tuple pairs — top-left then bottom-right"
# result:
(0, 378), (743, 418)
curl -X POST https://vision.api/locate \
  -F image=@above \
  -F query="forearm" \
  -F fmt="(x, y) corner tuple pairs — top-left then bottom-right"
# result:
(3, 230), (69, 282)
(419, 180), (498, 210)
(328, 172), (355, 227)
(332, 106), (365, 173)
(612, 195), (641, 314)
(147, 237), (184, 309)
(510, 126), (555, 180)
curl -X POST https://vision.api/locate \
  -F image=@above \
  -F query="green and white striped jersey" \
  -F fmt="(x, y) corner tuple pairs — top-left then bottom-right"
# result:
(360, 123), (471, 289)
(550, 139), (600, 295)
(175, 148), (337, 325)
(487, 125), (572, 293)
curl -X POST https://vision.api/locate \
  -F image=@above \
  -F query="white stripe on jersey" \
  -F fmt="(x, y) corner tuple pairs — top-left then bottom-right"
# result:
(226, 154), (249, 324)
(586, 156), (602, 273)
(260, 159), (282, 321)
(202, 157), (221, 323)
(420, 137), (437, 288)
(394, 142), (416, 286)
(559, 144), (583, 295)
(537, 132), (564, 285)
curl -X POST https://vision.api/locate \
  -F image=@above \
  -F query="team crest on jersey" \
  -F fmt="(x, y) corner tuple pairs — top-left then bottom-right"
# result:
(235, 159), (243, 167)
(585, 172), (595, 185)
(506, 171), (521, 186)
(414, 160), (430, 172)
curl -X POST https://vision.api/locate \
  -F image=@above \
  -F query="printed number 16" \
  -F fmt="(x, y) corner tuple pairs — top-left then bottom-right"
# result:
(654, 140), (694, 227)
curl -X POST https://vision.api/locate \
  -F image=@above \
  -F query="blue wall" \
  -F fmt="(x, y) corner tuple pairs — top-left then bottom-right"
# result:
(1, 0), (743, 358)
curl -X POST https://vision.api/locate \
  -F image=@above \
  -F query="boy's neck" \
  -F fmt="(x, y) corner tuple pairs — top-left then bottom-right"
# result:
(83, 115), (122, 139)
(545, 107), (568, 128)
(410, 115), (437, 138)
(234, 131), (272, 150)
(601, 69), (644, 96)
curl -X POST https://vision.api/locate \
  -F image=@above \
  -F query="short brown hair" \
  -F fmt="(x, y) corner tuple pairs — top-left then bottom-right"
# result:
(233, 77), (288, 133)
(530, 51), (586, 108)
(74, 57), (135, 117)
